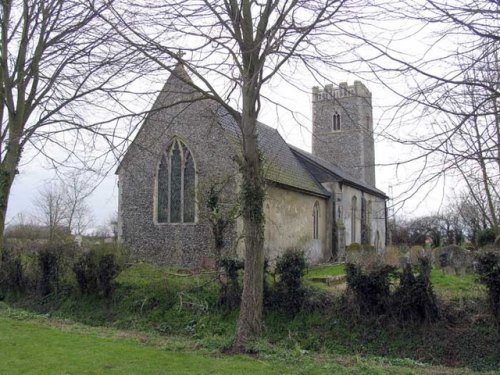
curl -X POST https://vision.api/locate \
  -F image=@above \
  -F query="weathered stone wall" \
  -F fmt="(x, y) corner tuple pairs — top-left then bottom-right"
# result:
(312, 81), (375, 186)
(340, 184), (385, 249)
(117, 73), (240, 267)
(235, 185), (329, 264)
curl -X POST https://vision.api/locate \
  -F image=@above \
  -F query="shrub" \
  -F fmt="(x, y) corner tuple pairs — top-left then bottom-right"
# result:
(0, 249), (24, 292)
(269, 250), (308, 314)
(37, 248), (60, 296)
(72, 251), (99, 295)
(345, 263), (396, 315)
(85, 242), (130, 270)
(476, 252), (500, 324)
(218, 257), (244, 308)
(97, 254), (120, 298)
(477, 228), (496, 248)
(392, 257), (439, 322)
(347, 243), (362, 251)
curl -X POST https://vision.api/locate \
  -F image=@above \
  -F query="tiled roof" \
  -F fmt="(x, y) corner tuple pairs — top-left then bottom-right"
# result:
(216, 107), (387, 199)
(290, 146), (388, 198)
(216, 108), (330, 197)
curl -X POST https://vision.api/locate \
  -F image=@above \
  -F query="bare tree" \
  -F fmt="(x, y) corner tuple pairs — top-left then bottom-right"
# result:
(358, 0), (500, 232)
(0, 0), (135, 244)
(63, 172), (94, 235)
(109, 0), (363, 348)
(33, 183), (68, 242)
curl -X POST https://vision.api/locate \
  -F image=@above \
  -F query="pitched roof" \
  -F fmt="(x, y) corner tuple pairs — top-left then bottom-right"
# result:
(117, 67), (387, 200)
(290, 145), (388, 199)
(216, 108), (330, 197)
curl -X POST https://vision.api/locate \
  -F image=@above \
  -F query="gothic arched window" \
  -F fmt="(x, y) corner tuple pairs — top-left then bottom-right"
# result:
(332, 112), (341, 131)
(313, 201), (320, 239)
(367, 200), (373, 244)
(157, 139), (196, 223)
(351, 196), (357, 243)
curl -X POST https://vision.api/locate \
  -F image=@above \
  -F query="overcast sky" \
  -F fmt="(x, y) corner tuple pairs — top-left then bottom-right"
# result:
(5, 1), (480, 231)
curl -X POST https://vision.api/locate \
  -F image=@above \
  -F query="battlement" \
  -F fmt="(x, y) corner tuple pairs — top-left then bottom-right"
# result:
(312, 81), (371, 102)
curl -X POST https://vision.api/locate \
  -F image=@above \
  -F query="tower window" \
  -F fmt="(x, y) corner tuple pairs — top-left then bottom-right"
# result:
(332, 112), (341, 131)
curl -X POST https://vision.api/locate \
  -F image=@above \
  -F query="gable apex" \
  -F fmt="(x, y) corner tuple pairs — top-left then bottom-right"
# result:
(170, 61), (193, 85)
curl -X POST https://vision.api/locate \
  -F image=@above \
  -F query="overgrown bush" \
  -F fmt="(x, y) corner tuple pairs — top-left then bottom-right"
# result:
(72, 251), (99, 294)
(477, 228), (496, 248)
(392, 257), (439, 322)
(97, 254), (120, 298)
(85, 242), (130, 270)
(476, 252), (500, 324)
(0, 249), (24, 292)
(347, 242), (362, 251)
(345, 263), (396, 315)
(37, 248), (61, 296)
(218, 257), (244, 308)
(268, 249), (307, 314)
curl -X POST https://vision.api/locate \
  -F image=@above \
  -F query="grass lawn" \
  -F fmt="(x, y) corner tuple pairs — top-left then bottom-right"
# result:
(430, 269), (485, 299)
(2, 261), (499, 372)
(306, 263), (346, 279)
(305, 263), (346, 291)
(0, 316), (290, 375)
(0, 311), (484, 375)
(306, 264), (485, 294)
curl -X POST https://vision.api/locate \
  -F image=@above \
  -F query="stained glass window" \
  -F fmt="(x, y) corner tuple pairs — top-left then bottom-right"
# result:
(183, 150), (195, 222)
(170, 143), (182, 222)
(157, 139), (196, 223)
(157, 154), (169, 222)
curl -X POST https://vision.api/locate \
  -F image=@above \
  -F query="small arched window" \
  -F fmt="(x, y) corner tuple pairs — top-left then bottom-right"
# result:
(351, 196), (357, 243)
(157, 139), (196, 223)
(367, 200), (372, 243)
(332, 111), (341, 131)
(313, 201), (320, 239)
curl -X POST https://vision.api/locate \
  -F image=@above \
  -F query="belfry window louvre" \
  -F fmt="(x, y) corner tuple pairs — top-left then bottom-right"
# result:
(332, 112), (341, 131)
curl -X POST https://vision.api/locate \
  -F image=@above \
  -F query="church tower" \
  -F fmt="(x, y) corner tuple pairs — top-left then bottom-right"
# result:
(312, 81), (376, 187)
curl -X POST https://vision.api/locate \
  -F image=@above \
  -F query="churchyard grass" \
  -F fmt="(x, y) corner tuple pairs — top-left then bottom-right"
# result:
(0, 313), (291, 374)
(306, 263), (346, 278)
(0, 305), (490, 375)
(430, 268), (485, 300)
(1, 262), (499, 372)
(304, 263), (346, 291)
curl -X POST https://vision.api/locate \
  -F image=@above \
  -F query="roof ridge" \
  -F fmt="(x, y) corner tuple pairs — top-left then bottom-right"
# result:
(290, 145), (387, 198)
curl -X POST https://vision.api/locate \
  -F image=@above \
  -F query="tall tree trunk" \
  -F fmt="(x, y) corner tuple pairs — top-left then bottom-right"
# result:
(0, 140), (22, 246)
(235, 81), (265, 350)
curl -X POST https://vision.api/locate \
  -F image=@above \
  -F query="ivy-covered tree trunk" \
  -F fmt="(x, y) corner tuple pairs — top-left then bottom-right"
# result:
(0, 123), (23, 246)
(235, 80), (266, 349)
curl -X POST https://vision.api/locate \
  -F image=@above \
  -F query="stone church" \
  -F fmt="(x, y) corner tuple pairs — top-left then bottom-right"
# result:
(116, 64), (388, 267)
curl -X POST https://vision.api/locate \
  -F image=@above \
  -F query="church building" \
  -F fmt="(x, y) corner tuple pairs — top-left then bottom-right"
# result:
(116, 64), (388, 267)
